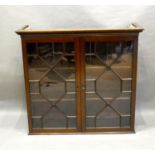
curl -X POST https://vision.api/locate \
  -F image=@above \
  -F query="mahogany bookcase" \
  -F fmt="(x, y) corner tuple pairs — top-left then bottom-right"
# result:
(16, 23), (143, 134)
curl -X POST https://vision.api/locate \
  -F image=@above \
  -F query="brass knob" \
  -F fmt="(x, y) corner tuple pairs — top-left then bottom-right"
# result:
(81, 85), (85, 90)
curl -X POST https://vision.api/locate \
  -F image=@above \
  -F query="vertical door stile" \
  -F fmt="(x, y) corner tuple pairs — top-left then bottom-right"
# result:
(21, 39), (33, 133)
(80, 37), (86, 131)
(75, 37), (82, 131)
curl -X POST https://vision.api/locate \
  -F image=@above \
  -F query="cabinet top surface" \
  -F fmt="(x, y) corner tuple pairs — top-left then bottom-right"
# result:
(16, 23), (143, 35)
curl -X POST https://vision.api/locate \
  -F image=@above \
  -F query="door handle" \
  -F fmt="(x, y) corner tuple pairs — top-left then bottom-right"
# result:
(81, 85), (85, 90)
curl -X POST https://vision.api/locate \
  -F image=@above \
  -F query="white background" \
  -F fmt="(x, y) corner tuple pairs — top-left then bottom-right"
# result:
(0, 5), (155, 150)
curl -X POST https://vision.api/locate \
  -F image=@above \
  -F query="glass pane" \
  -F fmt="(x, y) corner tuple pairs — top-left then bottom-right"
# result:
(96, 70), (121, 100)
(29, 82), (39, 94)
(27, 42), (77, 129)
(43, 107), (66, 128)
(96, 106), (120, 127)
(85, 41), (133, 129)
(40, 70), (66, 101)
(86, 93), (106, 116)
(121, 116), (131, 127)
(111, 98), (130, 115)
(86, 93), (106, 128)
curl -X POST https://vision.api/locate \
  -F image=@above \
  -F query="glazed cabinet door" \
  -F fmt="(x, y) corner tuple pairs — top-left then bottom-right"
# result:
(83, 36), (137, 132)
(24, 38), (81, 133)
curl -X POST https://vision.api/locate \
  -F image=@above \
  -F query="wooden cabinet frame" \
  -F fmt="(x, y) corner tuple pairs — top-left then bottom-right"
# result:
(16, 24), (143, 134)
